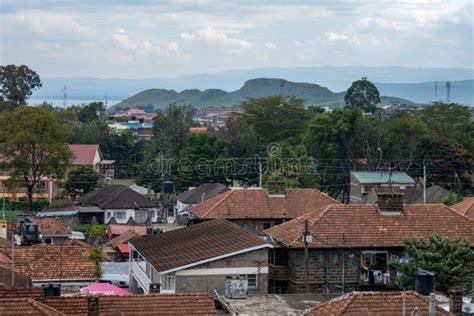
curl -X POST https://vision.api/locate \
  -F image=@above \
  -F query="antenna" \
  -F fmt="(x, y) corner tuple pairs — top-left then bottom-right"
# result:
(62, 85), (67, 108)
(280, 80), (285, 96)
(445, 82), (451, 104)
(105, 93), (108, 108)
(434, 82), (438, 102)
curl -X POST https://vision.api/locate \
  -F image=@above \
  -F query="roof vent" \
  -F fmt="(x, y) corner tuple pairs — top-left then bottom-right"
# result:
(377, 192), (404, 215)
(267, 180), (286, 196)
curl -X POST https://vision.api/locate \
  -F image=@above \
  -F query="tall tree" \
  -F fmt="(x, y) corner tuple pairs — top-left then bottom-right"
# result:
(0, 65), (42, 110)
(0, 106), (72, 211)
(344, 78), (381, 114)
(65, 165), (100, 194)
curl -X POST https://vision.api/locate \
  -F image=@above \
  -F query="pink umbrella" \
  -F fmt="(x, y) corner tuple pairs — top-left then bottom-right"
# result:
(81, 282), (131, 296)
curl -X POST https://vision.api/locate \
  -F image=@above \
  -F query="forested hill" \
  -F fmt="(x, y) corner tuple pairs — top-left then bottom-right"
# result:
(112, 78), (412, 110)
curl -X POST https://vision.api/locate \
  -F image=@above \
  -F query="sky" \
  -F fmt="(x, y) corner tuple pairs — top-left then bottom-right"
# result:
(1, 0), (473, 78)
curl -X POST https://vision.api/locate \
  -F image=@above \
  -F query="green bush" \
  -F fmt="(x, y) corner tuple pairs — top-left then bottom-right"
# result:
(0, 199), (49, 212)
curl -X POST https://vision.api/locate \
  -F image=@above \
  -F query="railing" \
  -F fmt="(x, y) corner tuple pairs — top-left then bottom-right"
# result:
(131, 260), (151, 293)
(269, 264), (289, 281)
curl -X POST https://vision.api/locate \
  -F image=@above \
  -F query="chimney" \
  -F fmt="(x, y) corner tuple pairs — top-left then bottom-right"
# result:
(449, 287), (463, 316)
(87, 297), (99, 316)
(267, 180), (285, 196)
(376, 192), (404, 215)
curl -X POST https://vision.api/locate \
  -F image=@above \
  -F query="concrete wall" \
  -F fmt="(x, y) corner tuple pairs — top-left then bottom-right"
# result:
(174, 248), (269, 295)
(105, 208), (158, 224)
(230, 219), (285, 236)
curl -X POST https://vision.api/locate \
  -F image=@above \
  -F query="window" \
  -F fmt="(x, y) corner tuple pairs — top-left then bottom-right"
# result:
(263, 223), (271, 230)
(161, 274), (175, 292)
(246, 274), (257, 288)
(114, 211), (126, 220)
(148, 210), (155, 219)
(332, 253), (340, 265)
(317, 254), (325, 267)
(106, 212), (111, 219)
(348, 253), (357, 266)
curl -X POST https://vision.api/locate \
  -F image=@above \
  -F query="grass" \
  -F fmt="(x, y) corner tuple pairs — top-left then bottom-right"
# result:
(0, 209), (20, 222)
(112, 179), (136, 186)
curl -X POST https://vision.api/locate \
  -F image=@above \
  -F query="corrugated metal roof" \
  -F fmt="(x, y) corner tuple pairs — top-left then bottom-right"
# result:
(351, 171), (415, 184)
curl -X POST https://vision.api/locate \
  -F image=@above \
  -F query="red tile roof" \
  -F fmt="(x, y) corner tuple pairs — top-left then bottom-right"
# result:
(68, 144), (100, 165)
(34, 218), (70, 236)
(42, 293), (216, 315)
(105, 229), (141, 248)
(452, 197), (474, 220)
(189, 127), (209, 133)
(0, 267), (33, 288)
(130, 219), (270, 272)
(189, 188), (339, 219)
(264, 204), (474, 248)
(0, 244), (95, 281)
(305, 291), (451, 315)
(0, 298), (64, 316)
(107, 224), (147, 238)
(0, 287), (44, 299)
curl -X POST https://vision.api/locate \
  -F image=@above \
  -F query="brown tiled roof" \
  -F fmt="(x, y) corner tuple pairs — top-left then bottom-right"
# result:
(0, 267), (33, 288)
(105, 229), (141, 248)
(0, 287), (44, 300)
(305, 291), (451, 315)
(452, 197), (474, 220)
(264, 204), (474, 248)
(80, 185), (157, 209)
(130, 219), (269, 272)
(34, 218), (71, 236)
(0, 244), (95, 281)
(0, 298), (64, 316)
(68, 144), (100, 165)
(178, 183), (229, 204)
(107, 224), (147, 237)
(42, 293), (216, 315)
(189, 188), (339, 219)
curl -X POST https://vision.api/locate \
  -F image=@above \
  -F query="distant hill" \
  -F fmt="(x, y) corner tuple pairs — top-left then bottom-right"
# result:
(112, 78), (412, 110)
(31, 66), (473, 105)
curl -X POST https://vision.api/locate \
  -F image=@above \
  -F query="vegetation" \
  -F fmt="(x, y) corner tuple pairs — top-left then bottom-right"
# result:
(0, 64), (42, 111)
(344, 78), (381, 114)
(89, 247), (103, 281)
(0, 106), (72, 211)
(89, 224), (106, 246)
(65, 165), (100, 194)
(389, 234), (474, 294)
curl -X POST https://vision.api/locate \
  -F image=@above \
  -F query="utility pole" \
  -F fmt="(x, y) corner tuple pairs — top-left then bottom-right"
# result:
(303, 219), (310, 293)
(423, 160), (427, 204)
(258, 160), (263, 188)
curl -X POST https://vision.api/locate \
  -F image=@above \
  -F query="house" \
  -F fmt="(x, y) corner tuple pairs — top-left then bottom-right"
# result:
(68, 144), (115, 179)
(189, 187), (339, 235)
(78, 185), (158, 224)
(304, 291), (451, 315)
(105, 228), (144, 262)
(33, 218), (71, 244)
(452, 197), (474, 220)
(0, 288), (217, 315)
(264, 192), (473, 294)
(129, 219), (271, 295)
(365, 184), (451, 204)
(350, 171), (415, 203)
(0, 243), (96, 293)
(177, 183), (229, 216)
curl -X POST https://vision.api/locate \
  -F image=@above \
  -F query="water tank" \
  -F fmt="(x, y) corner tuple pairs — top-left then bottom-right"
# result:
(163, 181), (175, 194)
(42, 283), (61, 297)
(224, 278), (248, 299)
(415, 270), (435, 295)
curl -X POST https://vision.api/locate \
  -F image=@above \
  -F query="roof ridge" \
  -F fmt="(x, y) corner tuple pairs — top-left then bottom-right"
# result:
(340, 292), (358, 314)
(288, 204), (334, 247)
(201, 189), (234, 218)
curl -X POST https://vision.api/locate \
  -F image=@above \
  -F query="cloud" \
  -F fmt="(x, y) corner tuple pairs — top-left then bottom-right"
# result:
(112, 33), (180, 56)
(198, 28), (251, 48)
(264, 43), (277, 49)
(324, 32), (349, 41)
(180, 32), (195, 40)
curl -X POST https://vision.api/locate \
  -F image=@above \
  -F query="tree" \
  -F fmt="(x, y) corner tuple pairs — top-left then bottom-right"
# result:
(0, 106), (72, 212)
(389, 234), (474, 294)
(77, 102), (105, 123)
(0, 65), (42, 110)
(344, 79), (381, 114)
(65, 165), (100, 194)
(89, 224), (106, 246)
(89, 247), (103, 281)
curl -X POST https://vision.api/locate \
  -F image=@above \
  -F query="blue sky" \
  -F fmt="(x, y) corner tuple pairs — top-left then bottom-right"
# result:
(1, 0), (472, 78)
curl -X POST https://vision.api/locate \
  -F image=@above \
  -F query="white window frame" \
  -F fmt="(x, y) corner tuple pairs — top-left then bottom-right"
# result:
(114, 211), (126, 220)
(160, 274), (176, 293)
(246, 274), (257, 288)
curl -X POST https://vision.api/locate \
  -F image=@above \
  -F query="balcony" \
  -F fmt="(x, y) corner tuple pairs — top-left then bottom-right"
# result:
(269, 264), (289, 281)
(131, 260), (151, 293)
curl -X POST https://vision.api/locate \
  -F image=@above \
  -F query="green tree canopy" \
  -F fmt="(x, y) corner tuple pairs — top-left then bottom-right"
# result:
(0, 65), (42, 110)
(344, 79), (381, 114)
(65, 165), (100, 194)
(389, 234), (474, 294)
(0, 106), (72, 211)
(89, 247), (103, 280)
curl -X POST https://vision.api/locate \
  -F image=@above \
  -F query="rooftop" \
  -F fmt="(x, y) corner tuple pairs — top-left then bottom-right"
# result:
(80, 185), (157, 209)
(33, 218), (71, 236)
(264, 203), (473, 248)
(0, 298), (64, 316)
(452, 197), (474, 220)
(177, 183), (229, 205)
(189, 188), (339, 219)
(305, 291), (451, 315)
(107, 224), (147, 238)
(105, 229), (141, 247)
(129, 219), (270, 272)
(68, 144), (100, 165)
(351, 171), (415, 184)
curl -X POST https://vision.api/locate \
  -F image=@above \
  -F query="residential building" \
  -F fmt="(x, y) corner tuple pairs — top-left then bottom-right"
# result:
(69, 144), (115, 179)
(177, 183), (229, 216)
(365, 184), (450, 204)
(305, 291), (451, 315)
(452, 196), (474, 220)
(350, 171), (415, 203)
(129, 219), (271, 294)
(264, 192), (473, 294)
(78, 185), (158, 224)
(189, 187), (339, 235)
(33, 218), (71, 244)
